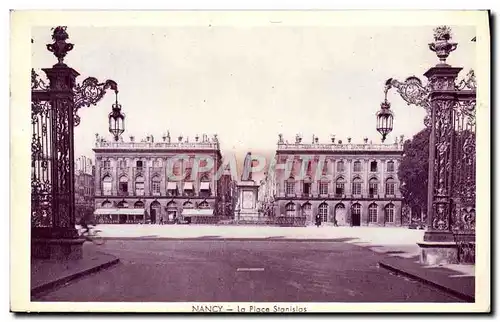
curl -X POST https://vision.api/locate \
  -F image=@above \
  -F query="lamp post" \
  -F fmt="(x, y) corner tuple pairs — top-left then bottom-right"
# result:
(376, 26), (476, 265)
(31, 26), (123, 259)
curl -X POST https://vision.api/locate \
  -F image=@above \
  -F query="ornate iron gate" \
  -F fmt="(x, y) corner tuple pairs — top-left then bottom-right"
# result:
(31, 26), (118, 246)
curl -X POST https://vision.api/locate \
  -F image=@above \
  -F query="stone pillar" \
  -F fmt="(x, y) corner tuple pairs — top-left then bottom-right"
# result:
(346, 159), (352, 195)
(380, 158), (386, 196)
(364, 158), (370, 196)
(417, 63), (464, 265)
(95, 157), (102, 195)
(31, 64), (84, 259)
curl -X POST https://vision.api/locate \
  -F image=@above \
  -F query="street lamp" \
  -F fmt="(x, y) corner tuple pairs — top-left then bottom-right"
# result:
(377, 26), (476, 265)
(376, 87), (394, 142)
(108, 90), (125, 141)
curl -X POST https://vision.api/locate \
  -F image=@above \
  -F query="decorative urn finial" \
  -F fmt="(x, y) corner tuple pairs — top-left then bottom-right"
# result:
(46, 26), (74, 66)
(429, 26), (457, 66)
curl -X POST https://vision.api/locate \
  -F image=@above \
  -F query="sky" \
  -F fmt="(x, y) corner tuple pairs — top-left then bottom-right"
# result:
(31, 24), (476, 166)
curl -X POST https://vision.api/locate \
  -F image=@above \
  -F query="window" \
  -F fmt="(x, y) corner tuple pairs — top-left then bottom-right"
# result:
(102, 200), (112, 208)
(352, 178), (362, 195)
(119, 176), (128, 195)
(302, 203), (312, 218)
(303, 182), (311, 194)
(134, 201), (144, 209)
(352, 203), (361, 215)
(103, 160), (111, 169)
(199, 201), (210, 209)
(369, 178), (378, 196)
(319, 203), (328, 222)
(353, 161), (362, 172)
(319, 182), (329, 195)
(135, 176), (144, 196)
(117, 201), (128, 208)
(385, 204), (395, 223)
(386, 178), (396, 195)
(153, 159), (161, 168)
(370, 161), (378, 172)
(286, 181), (295, 195)
(387, 161), (395, 172)
(102, 176), (112, 195)
(119, 160), (126, 169)
(136, 160), (143, 168)
(285, 203), (296, 217)
(335, 178), (345, 195)
(337, 161), (344, 172)
(151, 176), (161, 195)
(369, 204), (378, 223)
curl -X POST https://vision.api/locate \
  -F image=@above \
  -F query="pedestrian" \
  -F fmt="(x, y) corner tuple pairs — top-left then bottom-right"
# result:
(159, 217), (164, 225)
(315, 214), (321, 227)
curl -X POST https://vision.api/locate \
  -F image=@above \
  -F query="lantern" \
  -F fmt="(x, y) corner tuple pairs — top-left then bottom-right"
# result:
(108, 90), (125, 141)
(376, 100), (394, 142)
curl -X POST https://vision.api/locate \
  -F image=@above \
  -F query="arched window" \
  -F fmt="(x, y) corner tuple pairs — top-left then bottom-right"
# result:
(135, 176), (145, 196)
(369, 204), (378, 223)
(385, 204), (395, 223)
(101, 200), (112, 208)
(386, 177), (396, 196)
(119, 176), (128, 195)
(134, 201), (144, 208)
(353, 160), (362, 172)
(102, 175), (112, 195)
(387, 161), (395, 172)
(336, 161), (345, 172)
(370, 161), (378, 172)
(285, 202), (296, 217)
(335, 177), (345, 195)
(369, 178), (379, 197)
(352, 203), (361, 215)
(302, 202), (312, 218)
(117, 200), (128, 208)
(199, 201), (210, 209)
(183, 201), (194, 208)
(352, 177), (362, 195)
(319, 203), (328, 222)
(151, 176), (161, 195)
(286, 177), (295, 195)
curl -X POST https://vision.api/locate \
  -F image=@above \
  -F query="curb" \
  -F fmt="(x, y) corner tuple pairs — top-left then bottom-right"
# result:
(100, 237), (354, 242)
(378, 261), (475, 302)
(31, 258), (120, 298)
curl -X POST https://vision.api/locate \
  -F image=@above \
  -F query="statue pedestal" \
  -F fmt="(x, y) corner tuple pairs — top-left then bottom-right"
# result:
(417, 231), (458, 265)
(31, 227), (85, 260)
(236, 181), (260, 221)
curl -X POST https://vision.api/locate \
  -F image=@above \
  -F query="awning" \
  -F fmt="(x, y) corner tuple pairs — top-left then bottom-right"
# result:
(94, 208), (145, 216)
(167, 182), (177, 190)
(184, 182), (194, 190)
(200, 182), (211, 190)
(181, 209), (214, 216)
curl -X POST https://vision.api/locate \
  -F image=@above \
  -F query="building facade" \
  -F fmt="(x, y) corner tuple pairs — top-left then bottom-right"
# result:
(93, 133), (230, 224)
(270, 134), (405, 226)
(75, 156), (95, 223)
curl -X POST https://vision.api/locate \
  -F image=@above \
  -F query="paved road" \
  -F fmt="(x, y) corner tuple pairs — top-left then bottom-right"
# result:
(35, 240), (462, 302)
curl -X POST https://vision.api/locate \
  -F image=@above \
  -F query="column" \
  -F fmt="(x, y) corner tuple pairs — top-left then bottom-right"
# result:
(346, 159), (352, 196)
(379, 158), (386, 197)
(364, 158), (370, 197)
(95, 157), (102, 195)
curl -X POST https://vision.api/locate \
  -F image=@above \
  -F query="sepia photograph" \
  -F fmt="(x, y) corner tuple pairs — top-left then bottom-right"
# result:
(9, 9), (490, 313)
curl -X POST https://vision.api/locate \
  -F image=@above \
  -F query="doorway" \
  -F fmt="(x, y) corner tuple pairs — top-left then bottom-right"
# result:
(351, 203), (361, 226)
(150, 201), (161, 224)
